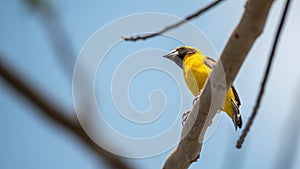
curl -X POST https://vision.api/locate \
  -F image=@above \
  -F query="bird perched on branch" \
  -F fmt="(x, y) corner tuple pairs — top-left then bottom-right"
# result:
(163, 46), (242, 129)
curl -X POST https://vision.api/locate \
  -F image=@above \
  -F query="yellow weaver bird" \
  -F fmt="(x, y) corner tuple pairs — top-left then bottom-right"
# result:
(163, 46), (242, 129)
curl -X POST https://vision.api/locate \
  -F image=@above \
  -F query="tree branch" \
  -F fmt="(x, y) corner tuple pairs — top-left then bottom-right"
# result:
(163, 0), (274, 168)
(0, 57), (135, 169)
(122, 0), (224, 41)
(15, 2), (134, 168)
(236, 0), (292, 149)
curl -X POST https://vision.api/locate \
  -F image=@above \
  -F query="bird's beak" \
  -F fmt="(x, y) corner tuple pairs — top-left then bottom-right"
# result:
(163, 50), (183, 68)
(163, 50), (179, 60)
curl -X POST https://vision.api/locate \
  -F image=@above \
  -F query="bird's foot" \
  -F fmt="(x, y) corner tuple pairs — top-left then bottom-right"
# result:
(182, 111), (190, 126)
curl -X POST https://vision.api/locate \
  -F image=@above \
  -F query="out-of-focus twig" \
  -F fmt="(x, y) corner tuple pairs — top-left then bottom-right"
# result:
(24, 0), (75, 77)
(20, 1), (134, 168)
(236, 0), (292, 149)
(122, 0), (224, 41)
(0, 56), (135, 169)
(163, 0), (274, 168)
(274, 80), (300, 169)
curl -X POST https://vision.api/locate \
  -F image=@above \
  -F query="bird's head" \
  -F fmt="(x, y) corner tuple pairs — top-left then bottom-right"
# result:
(163, 46), (198, 68)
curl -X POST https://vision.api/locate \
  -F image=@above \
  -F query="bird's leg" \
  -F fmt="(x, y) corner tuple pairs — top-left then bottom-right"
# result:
(182, 111), (190, 126)
(183, 90), (203, 126)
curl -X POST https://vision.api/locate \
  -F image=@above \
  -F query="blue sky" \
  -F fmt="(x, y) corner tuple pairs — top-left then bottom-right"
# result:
(1, 0), (300, 169)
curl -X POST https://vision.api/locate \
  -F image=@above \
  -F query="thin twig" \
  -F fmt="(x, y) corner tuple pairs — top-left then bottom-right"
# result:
(122, 0), (224, 41)
(0, 57), (135, 169)
(236, 0), (292, 149)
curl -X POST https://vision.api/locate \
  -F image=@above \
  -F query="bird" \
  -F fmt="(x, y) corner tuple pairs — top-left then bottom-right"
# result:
(163, 46), (242, 129)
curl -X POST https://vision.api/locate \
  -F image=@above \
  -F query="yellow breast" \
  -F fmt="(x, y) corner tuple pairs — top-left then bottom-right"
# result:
(183, 53), (211, 96)
(182, 51), (238, 119)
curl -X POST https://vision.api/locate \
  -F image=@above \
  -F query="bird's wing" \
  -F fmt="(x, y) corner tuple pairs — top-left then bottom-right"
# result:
(205, 57), (241, 107)
(204, 56), (217, 69)
(231, 85), (241, 107)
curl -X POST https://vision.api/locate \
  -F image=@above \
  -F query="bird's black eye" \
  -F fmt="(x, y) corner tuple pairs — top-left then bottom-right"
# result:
(177, 47), (187, 60)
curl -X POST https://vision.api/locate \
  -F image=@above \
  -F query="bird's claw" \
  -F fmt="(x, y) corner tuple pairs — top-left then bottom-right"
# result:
(182, 111), (190, 126)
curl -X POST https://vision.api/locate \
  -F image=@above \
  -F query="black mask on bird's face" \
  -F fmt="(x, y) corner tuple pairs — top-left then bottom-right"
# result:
(176, 47), (187, 60)
(163, 46), (194, 68)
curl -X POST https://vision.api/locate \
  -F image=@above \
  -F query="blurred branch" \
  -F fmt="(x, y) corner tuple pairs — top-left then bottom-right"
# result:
(236, 0), (292, 149)
(274, 78), (300, 169)
(0, 57), (135, 169)
(19, 1), (134, 168)
(24, 0), (75, 77)
(122, 0), (224, 41)
(163, 0), (274, 168)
